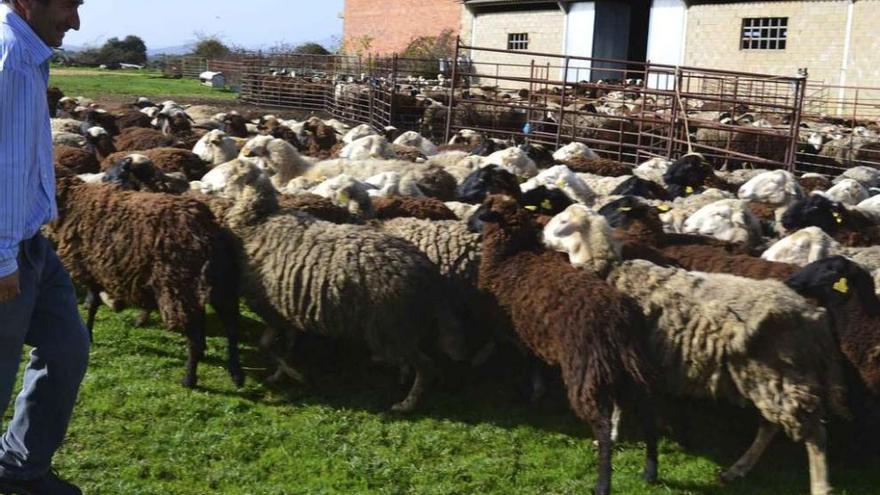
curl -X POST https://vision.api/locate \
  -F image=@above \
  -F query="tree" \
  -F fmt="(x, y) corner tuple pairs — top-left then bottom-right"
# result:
(72, 35), (148, 66)
(401, 29), (456, 78)
(293, 42), (330, 56)
(191, 35), (231, 60)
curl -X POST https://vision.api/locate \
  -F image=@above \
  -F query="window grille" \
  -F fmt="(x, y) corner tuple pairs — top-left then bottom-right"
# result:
(508, 33), (529, 51)
(741, 17), (788, 50)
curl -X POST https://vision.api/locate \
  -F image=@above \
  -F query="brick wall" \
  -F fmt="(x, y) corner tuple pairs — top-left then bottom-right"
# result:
(684, 1), (849, 85)
(342, 0), (462, 55)
(467, 8), (566, 88)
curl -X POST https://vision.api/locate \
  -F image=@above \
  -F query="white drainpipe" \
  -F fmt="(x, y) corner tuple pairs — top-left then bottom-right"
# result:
(838, 0), (855, 115)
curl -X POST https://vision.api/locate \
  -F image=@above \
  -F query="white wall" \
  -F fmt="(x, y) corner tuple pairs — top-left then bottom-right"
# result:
(563, 2), (595, 82)
(646, 0), (687, 89)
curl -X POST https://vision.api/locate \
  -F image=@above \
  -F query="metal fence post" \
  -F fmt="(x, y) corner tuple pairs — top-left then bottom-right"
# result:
(786, 75), (807, 172)
(556, 56), (570, 149)
(444, 37), (462, 144)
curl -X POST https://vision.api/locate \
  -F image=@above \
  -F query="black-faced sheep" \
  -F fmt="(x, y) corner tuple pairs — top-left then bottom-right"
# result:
(782, 194), (880, 247)
(476, 195), (658, 495)
(101, 154), (191, 194)
(220, 161), (463, 412)
(101, 148), (209, 182)
(46, 176), (243, 389)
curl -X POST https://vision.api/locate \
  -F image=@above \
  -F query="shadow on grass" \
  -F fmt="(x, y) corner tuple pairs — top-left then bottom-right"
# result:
(96, 304), (880, 495)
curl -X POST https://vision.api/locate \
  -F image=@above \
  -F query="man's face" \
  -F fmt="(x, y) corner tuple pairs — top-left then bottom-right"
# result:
(14, 0), (81, 48)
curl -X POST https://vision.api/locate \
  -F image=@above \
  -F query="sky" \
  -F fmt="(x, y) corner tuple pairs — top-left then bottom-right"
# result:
(62, 0), (345, 52)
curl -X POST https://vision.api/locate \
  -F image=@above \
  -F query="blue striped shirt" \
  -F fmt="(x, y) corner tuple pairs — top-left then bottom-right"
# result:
(0, 5), (56, 277)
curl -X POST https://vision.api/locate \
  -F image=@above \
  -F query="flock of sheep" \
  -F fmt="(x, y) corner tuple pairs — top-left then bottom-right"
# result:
(46, 86), (880, 495)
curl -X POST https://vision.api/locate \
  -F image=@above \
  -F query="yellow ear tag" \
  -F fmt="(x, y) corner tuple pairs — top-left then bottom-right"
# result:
(657, 204), (671, 212)
(618, 206), (632, 212)
(685, 186), (694, 194)
(833, 277), (849, 294)
(524, 205), (538, 211)
(832, 211), (843, 224)
(338, 191), (351, 204)
(517, 176), (527, 184)
(555, 178), (566, 188)
(541, 199), (553, 211)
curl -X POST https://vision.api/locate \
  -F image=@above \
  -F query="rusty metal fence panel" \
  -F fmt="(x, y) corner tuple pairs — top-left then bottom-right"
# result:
(795, 83), (880, 174)
(451, 42), (805, 170)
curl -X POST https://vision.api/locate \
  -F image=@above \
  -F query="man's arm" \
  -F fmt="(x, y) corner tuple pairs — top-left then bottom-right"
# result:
(0, 65), (30, 279)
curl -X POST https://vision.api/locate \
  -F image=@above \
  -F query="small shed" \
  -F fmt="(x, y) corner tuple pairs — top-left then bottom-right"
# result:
(199, 71), (226, 89)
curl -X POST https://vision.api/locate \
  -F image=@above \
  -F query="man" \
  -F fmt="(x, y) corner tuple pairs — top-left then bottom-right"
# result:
(0, 0), (88, 494)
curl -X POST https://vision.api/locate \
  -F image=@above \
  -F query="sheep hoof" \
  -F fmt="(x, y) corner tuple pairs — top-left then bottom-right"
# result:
(181, 375), (197, 389)
(717, 469), (742, 485)
(390, 400), (416, 414)
(230, 371), (245, 389)
(134, 310), (150, 327)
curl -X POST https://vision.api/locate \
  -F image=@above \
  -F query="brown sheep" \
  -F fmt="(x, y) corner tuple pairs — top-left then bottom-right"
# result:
(799, 175), (833, 194)
(101, 148), (209, 181)
(115, 127), (185, 151)
(54, 145), (99, 174)
(115, 110), (154, 131)
(371, 195), (459, 221)
(392, 144), (426, 163)
(46, 177), (244, 389)
(477, 195), (658, 495)
(561, 156), (632, 177)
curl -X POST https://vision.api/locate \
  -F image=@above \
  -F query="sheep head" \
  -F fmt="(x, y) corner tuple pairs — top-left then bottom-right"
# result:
(310, 174), (375, 219)
(785, 255), (880, 317)
(542, 204), (621, 277)
(762, 227), (841, 266)
(223, 160), (279, 227)
(824, 178), (869, 206)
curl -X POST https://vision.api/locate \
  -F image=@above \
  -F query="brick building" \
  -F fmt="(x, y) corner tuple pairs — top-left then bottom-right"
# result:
(457, 0), (880, 88)
(342, 0), (462, 55)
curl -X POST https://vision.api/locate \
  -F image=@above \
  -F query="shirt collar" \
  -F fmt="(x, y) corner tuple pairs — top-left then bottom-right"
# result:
(1, 4), (54, 66)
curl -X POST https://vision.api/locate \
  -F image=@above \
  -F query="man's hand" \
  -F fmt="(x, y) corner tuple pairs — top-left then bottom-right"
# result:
(0, 272), (20, 304)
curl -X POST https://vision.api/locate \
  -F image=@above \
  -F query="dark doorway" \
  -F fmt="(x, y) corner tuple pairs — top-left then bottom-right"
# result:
(591, 0), (651, 81)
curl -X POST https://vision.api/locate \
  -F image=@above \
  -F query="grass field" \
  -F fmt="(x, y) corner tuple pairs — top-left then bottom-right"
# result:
(49, 67), (237, 102)
(25, 68), (880, 494)
(12, 304), (875, 495)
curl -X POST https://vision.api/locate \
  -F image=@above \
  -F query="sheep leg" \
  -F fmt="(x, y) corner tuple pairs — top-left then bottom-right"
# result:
(181, 313), (207, 389)
(805, 424), (833, 495)
(637, 399), (659, 484)
(212, 297), (244, 388)
(262, 329), (306, 385)
(134, 310), (151, 327)
(84, 288), (100, 342)
(718, 420), (779, 484)
(592, 397), (615, 495)
(391, 352), (435, 413)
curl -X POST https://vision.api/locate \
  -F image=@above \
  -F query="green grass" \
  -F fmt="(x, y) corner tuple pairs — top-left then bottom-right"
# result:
(2, 304), (874, 494)
(48, 67), (238, 101)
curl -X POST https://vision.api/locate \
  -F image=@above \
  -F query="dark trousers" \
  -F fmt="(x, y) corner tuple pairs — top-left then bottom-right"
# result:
(0, 233), (89, 479)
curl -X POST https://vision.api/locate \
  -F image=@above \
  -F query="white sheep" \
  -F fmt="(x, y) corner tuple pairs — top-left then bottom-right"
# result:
(240, 135), (313, 188)
(393, 131), (439, 156)
(364, 171), (424, 198)
(682, 199), (763, 246)
(834, 166), (880, 189)
(761, 227), (842, 265)
(738, 170), (803, 205)
(342, 123), (377, 144)
(309, 174), (375, 218)
(822, 178), (869, 206)
(632, 157), (670, 185)
(339, 135), (397, 160)
(193, 130), (238, 166)
(519, 165), (595, 204)
(483, 147), (538, 178)
(552, 141), (599, 163)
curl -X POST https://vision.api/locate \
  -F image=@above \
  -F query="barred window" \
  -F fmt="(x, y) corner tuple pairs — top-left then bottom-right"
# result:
(741, 17), (788, 50)
(508, 33), (529, 51)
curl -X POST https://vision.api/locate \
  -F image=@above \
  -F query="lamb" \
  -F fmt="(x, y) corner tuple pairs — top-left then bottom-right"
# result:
(115, 127), (184, 151)
(54, 144), (99, 174)
(101, 148), (209, 182)
(193, 129), (238, 166)
(543, 204), (847, 495)
(46, 176), (243, 389)
(220, 160), (462, 412)
(475, 195), (658, 495)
